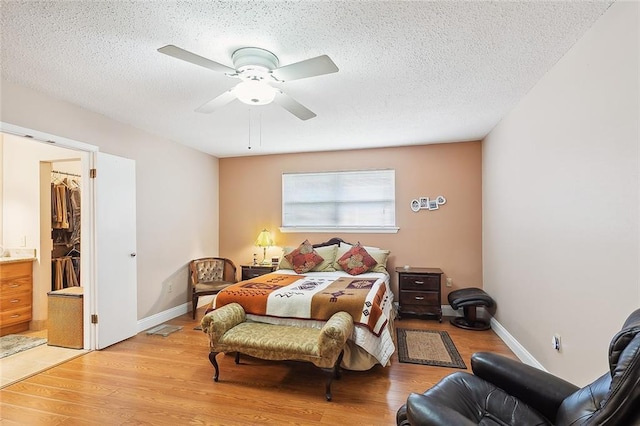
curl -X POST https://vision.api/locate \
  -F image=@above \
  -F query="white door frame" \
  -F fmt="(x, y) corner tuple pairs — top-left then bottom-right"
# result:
(1, 122), (99, 350)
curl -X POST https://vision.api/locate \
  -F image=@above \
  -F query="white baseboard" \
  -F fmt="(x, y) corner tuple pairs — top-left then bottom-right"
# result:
(442, 305), (461, 317)
(136, 296), (215, 333)
(489, 316), (546, 371)
(444, 305), (545, 370)
(136, 302), (189, 333)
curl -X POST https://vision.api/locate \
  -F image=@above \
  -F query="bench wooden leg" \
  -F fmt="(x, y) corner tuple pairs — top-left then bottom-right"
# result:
(321, 368), (333, 401)
(208, 352), (220, 382)
(334, 351), (344, 380)
(321, 351), (345, 401)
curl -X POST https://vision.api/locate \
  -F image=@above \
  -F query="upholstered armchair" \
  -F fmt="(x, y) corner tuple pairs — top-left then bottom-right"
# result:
(189, 257), (237, 319)
(397, 308), (640, 425)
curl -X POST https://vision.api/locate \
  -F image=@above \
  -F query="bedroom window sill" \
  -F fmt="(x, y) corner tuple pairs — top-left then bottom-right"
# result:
(279, 227), (399, 234)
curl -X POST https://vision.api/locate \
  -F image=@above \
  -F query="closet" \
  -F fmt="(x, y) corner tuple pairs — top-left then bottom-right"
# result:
(47, 168), (84, 349)
(50, 170), (81, 290)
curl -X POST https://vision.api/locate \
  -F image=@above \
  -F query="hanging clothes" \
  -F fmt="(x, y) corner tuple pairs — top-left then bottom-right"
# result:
(52, 183), (70, 229)
(52, 257), (80, 290)
(51, 172), (82, 291)
(51, 177), (81, 246)
(68, 186), (81, 246)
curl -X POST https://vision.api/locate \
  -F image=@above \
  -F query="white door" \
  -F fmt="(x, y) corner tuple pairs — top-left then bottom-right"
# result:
(95, 152), (138, 349)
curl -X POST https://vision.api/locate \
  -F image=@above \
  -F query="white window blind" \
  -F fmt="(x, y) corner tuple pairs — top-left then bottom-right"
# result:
(281, 169), (398, 233)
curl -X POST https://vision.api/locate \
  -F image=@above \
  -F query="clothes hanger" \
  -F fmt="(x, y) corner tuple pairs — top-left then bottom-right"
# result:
(65, 247), (81, 257)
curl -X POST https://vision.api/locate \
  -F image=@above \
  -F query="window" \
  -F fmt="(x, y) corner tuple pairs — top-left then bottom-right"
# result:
(281, 169), (398, 233)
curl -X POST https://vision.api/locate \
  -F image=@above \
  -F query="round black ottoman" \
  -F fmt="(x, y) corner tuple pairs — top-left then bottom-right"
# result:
(448, 287), (495, 331)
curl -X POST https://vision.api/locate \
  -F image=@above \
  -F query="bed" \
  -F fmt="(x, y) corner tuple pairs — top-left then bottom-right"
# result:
(211, 238), (396, 370)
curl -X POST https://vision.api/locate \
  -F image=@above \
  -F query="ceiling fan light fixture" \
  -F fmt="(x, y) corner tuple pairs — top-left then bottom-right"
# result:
(159, 44), (337, 119)
(234, 80), (277, 105)
(232, 47), (279, 71)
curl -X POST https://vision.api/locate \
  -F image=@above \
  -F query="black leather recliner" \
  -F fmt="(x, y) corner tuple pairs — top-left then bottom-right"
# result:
(396, 308), (640, 426)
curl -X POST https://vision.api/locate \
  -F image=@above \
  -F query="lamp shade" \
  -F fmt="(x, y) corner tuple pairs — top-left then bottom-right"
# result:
(235, 81), (277, 105)
(255, 229), (274, 247)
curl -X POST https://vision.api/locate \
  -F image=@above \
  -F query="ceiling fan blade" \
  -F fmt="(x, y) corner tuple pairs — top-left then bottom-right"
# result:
(195, 89), (237, 113)
(158, 45), (236, 74)
(273, 90), (317, 120)
(271, 55), (338, 82)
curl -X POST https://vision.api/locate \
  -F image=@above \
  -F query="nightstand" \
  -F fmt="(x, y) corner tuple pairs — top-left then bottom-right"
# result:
(241, 264), (277, 280)
(395, 267), (444, 322)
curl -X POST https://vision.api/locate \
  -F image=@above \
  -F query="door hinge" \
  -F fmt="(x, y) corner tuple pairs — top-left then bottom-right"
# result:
(90, 168), (97, 178)
(91, 314), (98, 324)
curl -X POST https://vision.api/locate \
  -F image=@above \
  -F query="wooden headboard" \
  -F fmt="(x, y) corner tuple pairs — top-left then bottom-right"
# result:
(312, 237), (351, 248)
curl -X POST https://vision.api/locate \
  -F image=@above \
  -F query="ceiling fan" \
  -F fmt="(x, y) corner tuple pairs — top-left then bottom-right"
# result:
(158, 45), (339, 120)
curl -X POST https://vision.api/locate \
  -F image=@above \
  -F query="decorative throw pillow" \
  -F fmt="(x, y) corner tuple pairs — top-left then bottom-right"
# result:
(367, 248), (390, 274)
(333, 243), (352, 270)
(337, 242), (378, 275)
(278, 244), (338, 272)
(284, 240), (325, 274)
(334, 244), (389, 274)
(311, 244), (338, 272)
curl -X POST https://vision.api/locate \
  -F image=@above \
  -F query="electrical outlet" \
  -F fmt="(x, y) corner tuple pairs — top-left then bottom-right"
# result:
(446, 278), (453, 287)
(552, 334), (561, 351)
(168, 283), (173, 293)
(20, 235), (27, 247)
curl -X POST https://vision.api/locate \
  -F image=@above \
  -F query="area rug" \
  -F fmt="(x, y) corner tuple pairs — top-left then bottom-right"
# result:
(0, 334), (47, 359)
(145, 324), (183, 337)
(396, 328), (467, 369)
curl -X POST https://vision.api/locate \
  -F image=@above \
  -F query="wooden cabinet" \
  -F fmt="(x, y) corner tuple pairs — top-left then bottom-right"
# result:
(0, 260), (34, 336)
(396, 267), (443, 322)
(241, 264), (276, 280)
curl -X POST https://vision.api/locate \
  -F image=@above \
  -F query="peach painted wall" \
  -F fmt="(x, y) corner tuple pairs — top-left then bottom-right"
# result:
(219, 142), (481, 299)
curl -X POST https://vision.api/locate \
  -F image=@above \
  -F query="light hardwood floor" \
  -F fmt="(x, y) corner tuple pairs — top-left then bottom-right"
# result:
(0, 330), (87, 388)
(0, 309), (515, 425)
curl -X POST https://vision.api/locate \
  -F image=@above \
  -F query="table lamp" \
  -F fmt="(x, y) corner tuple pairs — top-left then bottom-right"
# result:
(255, 229), (274, 265)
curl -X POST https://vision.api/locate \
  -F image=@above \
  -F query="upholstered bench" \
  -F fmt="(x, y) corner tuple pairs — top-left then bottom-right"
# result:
(200, 302), (354, 401)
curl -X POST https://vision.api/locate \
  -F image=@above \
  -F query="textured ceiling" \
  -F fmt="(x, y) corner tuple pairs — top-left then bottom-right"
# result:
(0, 1), (613, 157)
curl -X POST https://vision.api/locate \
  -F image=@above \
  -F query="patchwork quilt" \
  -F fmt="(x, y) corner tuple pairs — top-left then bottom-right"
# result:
(214, 272), (391, 336)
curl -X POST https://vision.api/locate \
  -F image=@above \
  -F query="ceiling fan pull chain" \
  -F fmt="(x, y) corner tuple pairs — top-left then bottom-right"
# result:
(248, 108), (252, 150)
(259, 111), (262, 148)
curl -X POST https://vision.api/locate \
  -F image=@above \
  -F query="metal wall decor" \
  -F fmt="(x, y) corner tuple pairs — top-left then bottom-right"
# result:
(411, 196), (446, 212)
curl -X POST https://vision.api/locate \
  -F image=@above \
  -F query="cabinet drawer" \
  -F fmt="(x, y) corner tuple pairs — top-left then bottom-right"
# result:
(0, 276), (32, 295)
(0, 261), (32, 280)
(241, 266), (275, 280)
(243, 270), (267, 279)
(0, 289), (31, 311)
(400, 274), (440, 291)
(0, 306), (32, 327)
(399, 290), (439, 306)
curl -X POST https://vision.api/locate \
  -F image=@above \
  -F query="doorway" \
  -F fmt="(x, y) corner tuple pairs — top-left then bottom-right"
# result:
(0, 124), (139, 385)
(0, 133), (88, 387)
